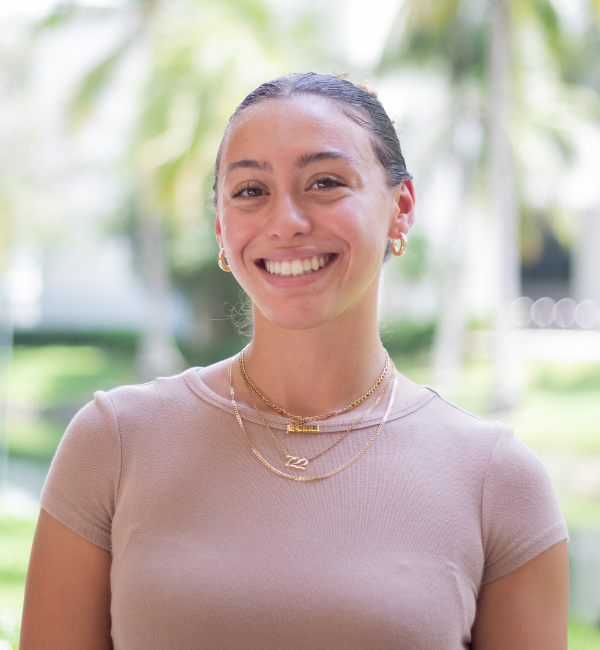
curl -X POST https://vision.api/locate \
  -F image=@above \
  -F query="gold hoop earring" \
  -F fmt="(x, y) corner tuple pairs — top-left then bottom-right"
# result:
(218, 248), (231, 272)
(390, 233), (407, 257)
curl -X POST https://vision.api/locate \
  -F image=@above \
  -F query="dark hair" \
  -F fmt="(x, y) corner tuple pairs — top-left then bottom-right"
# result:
(212, 72), (412, 207)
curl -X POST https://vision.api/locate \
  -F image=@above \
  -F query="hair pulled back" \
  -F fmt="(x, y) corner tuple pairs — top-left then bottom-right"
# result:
(213, 72), (412, 206)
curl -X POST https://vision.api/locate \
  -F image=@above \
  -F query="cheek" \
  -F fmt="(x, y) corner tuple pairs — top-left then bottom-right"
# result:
(332, 200), (388, 256)
(220, 215), (253, 256)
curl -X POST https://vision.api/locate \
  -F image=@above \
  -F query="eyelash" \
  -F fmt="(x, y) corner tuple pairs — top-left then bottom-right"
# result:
(230, 175), (346, 199)
(310, 175), (346, 190)
(231, 183), (266, 199)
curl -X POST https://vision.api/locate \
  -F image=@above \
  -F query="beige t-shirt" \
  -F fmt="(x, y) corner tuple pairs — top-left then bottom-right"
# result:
(41, 366), (567, 649)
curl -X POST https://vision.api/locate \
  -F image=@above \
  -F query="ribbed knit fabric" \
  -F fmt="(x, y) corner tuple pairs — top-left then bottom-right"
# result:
(40, 365), (567, 649)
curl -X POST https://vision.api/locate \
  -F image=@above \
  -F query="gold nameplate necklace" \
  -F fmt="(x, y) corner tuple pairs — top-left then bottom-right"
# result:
(228, 356), (398, 481)
(241, 364), (394, 471)
(238, 347), (390, 432)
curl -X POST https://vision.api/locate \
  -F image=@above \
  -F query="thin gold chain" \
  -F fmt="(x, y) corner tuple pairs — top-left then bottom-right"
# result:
(239, 347), (390, 423)
(241, 364), (394, 462)
(228, 356), (398, 481)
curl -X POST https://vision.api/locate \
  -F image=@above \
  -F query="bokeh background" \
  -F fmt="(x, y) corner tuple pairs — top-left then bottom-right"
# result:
(1, 0), (600, 646)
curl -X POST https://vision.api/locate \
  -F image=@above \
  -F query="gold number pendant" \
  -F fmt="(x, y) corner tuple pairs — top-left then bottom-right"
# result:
(285, 455), (309, 471)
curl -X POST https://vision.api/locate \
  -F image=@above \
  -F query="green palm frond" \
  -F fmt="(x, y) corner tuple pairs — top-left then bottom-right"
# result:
(405, 0), (463, 34)
(33, 1), (120, 32)
(380, 0), (489, 81)
(522, 0), (566, 58)
(69, 33), (139, 126)
(224, 0), (270, 31)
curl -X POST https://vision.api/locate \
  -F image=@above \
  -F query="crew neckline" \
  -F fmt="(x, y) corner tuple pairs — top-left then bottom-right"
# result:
(183, 363), (436, 432)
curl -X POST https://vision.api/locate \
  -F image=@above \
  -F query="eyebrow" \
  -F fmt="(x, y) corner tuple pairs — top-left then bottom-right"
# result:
(224, 159), (274, 175)
(295, 151), (358, 169)
(223, 151), (357, 177)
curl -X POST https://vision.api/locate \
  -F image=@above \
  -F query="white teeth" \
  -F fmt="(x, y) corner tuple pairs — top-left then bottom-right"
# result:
(264, 255), (333, 276)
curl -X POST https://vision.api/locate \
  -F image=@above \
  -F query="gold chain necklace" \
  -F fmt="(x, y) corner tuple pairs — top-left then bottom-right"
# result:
(239, 347), (390, 432)
(241, 363), (394, 471)
(228, 356), (398, 481)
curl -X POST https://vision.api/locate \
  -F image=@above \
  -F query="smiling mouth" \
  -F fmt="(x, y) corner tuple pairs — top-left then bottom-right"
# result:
(260, 254), (335, 277)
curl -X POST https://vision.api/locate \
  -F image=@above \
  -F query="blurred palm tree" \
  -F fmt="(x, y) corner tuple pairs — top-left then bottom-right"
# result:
(556, 1), (600, 91)
(36, 0), (327, 377)
(380, 0), (597, 408)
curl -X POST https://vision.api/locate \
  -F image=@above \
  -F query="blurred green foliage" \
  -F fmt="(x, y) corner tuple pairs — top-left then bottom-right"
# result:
(7, 343), (138, 461)
(380, 320), (436, 356)
(0, 516), (37, 645)
(12, 331), (138, 355)
(568, 621), (600, 648)
(560, 499), (600, 532)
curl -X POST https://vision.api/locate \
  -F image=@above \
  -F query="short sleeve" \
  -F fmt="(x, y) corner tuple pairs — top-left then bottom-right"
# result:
(481, 426), (568, 584)
(40, 391), (121, 551)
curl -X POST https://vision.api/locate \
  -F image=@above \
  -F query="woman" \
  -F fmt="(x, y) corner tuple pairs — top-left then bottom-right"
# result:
(21, 73), (568, 649)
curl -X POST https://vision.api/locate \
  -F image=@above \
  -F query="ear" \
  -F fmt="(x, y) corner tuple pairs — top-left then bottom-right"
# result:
(215, 214), (223, 249)
(387, 180), (415, 240)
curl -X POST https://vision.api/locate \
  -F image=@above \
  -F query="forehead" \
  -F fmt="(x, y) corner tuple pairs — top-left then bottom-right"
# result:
(220, 95), (376, 169)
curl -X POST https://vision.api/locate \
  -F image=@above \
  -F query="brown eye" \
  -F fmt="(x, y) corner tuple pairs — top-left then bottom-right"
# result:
(310, 176), (344, 190)
(233, 185), (266, 198)
(242, 187), (263, 197)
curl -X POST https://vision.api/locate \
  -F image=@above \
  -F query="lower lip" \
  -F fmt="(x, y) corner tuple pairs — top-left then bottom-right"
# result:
(258, 257), (336, 287)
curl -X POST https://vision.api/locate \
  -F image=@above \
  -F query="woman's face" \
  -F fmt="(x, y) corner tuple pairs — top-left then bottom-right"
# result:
(215, 94), (414, 331)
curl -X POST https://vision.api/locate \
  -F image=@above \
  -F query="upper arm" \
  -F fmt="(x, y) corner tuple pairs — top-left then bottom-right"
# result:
(471, 540), (569, 650)
(20, 508), (113, 650)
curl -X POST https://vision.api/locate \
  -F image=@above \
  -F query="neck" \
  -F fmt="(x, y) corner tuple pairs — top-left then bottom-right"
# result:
(242, 303), (388, 418)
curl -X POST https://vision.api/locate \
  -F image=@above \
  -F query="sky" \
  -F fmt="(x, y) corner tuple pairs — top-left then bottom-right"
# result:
(345, 0), (404, 68)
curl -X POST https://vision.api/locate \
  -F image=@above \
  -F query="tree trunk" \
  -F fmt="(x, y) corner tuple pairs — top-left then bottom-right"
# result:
(490, 0), (520, 411)
(432, 154), (468, 394)
(138, 208), (185, 380)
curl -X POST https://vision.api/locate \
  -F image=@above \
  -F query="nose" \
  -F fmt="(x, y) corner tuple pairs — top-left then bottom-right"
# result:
(266, 195), (312, 240)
